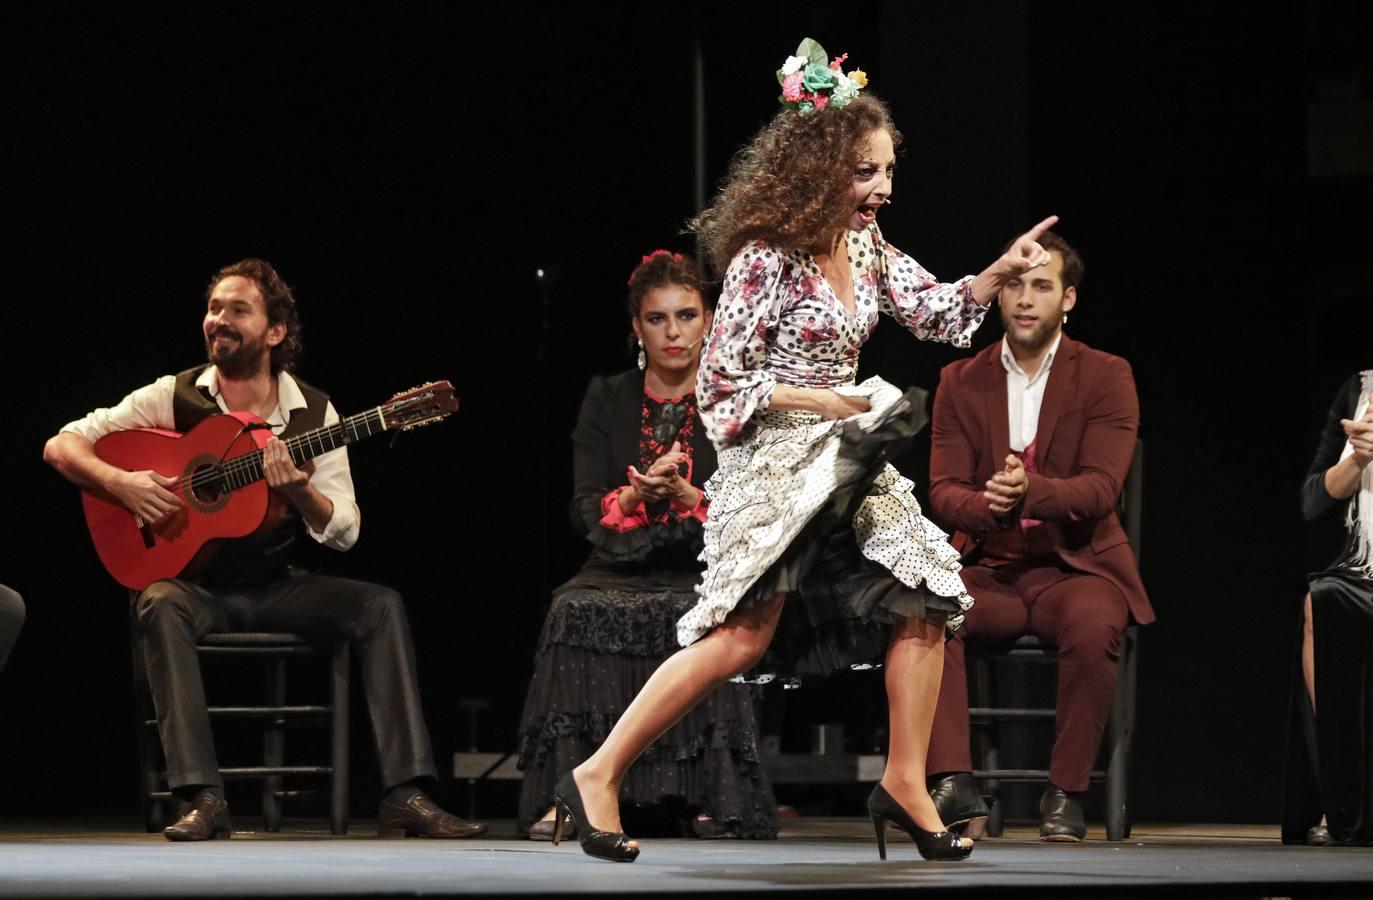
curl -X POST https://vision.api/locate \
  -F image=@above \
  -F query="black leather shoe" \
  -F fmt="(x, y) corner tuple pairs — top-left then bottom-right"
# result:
(378, 790), (487, 839)
(928, 773), (989, 841)
(690, 815), (739, 840)
(1039, 785), (1086, 842)
(164, 790), (231, 842)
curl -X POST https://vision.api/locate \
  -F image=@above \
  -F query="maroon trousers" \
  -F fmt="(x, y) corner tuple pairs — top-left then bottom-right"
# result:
(926, 560), (1130, 792)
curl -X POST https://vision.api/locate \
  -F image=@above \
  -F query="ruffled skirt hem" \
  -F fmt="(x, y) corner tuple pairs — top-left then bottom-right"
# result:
(680, 377), (972, 681)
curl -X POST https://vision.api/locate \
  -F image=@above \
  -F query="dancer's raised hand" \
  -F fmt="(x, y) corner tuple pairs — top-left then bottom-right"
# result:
(1001, 215), (1059, 276)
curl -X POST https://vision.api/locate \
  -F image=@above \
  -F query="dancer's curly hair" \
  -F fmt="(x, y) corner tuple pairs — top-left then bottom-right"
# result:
(689, 94), (901, 276)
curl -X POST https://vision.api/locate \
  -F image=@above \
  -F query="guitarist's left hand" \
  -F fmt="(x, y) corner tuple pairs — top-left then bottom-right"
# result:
(262, 438), (315, 499)
(263, 438), (335, 535)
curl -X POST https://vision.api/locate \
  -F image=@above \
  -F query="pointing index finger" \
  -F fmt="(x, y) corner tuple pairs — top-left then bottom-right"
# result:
(1024, 214), (1060, 243)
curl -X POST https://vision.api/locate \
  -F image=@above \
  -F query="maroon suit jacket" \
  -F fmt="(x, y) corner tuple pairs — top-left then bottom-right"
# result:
(929, 336), (1154, 625)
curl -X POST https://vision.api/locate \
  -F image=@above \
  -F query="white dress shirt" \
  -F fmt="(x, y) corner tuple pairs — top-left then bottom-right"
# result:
(61, 366), (361, 551)
(1001, 333), (1062, 453)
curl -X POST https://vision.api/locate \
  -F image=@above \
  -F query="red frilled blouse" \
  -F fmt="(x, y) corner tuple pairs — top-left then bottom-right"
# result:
(599, 388), (710, 532)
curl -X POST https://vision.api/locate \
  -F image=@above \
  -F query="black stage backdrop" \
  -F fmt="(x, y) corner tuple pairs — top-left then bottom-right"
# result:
(3, 3), (1367, 824)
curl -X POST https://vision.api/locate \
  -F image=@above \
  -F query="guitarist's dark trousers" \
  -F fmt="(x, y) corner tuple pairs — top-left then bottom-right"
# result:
(0, 584), (23, 674)
(133, 572), (437, 790)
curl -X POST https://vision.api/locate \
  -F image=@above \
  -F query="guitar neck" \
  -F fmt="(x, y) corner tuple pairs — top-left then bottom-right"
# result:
(219, 407), (390, 491)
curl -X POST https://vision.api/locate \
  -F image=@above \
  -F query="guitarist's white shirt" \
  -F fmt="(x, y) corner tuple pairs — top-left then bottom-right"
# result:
(60, 367), (361, 551)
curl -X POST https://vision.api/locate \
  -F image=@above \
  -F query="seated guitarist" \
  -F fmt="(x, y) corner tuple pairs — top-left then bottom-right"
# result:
(44, 258), (484, 841)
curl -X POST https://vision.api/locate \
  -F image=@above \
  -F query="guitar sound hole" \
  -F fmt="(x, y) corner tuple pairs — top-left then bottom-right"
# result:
(190, 464), (226, 503)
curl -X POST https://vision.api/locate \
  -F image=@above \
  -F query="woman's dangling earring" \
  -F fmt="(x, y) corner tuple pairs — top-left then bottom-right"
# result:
(1062, 312), (1069, 327)
(637, 338), (647, 371)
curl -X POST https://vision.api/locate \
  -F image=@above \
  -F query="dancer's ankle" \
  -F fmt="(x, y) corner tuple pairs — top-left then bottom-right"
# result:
(879, 776), (946, 830)
(879, 773), (926, 798)
(572, 761), (614, 795)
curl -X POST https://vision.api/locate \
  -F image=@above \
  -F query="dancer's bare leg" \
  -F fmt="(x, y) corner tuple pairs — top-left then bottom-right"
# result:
(880, 615), (973, 848)
(572, 592), (787, 846)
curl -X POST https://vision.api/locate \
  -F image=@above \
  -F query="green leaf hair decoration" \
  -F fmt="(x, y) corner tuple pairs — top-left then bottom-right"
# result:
(775, 38), (867, 117)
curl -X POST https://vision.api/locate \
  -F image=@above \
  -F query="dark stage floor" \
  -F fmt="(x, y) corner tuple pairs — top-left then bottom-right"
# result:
(0, 818), (1369, 899)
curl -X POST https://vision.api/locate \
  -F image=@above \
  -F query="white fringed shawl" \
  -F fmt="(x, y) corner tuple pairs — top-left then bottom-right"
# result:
(1338, 370), (1373, 576)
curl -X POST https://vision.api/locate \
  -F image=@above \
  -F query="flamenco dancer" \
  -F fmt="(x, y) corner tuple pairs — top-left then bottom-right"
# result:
(552, 39), (1058, 863)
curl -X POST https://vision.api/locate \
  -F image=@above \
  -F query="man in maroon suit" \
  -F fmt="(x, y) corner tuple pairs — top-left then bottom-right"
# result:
(924, 232), (1153, 842)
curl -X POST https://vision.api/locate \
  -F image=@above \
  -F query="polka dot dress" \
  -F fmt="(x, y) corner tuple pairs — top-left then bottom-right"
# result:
(678, 225), (989, 648)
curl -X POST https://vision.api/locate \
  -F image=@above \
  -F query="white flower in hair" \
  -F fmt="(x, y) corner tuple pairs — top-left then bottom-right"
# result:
(831, 73), (858, 106)
(781, 54), (807, 75)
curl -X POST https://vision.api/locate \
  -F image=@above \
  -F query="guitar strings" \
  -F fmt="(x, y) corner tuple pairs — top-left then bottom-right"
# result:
(173, 411), (381, 493)
(169, 408), (389, 497)
(165, 390), (446, 497)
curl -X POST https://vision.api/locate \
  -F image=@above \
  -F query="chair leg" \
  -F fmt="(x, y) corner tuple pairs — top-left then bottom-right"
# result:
(1105, 699), (1125, 840)
(263, 656), (287, 833)
(985, 750), (1005, 837)
(330, 641), (350, 836)
(1105, 627), (1137, 841)
(1123, 627), (1138, 839)
(971, 655), (1006, 838)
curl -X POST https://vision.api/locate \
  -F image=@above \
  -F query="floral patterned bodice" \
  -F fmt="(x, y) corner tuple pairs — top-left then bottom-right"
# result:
(697, 224), (988, 445)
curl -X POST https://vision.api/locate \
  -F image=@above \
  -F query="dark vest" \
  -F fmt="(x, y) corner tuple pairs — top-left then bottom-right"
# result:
(173, 365), (331, 586)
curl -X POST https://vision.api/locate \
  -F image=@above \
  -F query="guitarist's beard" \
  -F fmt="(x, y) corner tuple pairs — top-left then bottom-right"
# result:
(206, 328), (269, 380)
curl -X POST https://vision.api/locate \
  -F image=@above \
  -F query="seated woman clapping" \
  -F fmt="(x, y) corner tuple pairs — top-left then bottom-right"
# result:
(514, 250), (777, 841)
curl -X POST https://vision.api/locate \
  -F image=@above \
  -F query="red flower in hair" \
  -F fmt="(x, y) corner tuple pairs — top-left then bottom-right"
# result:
(628, 249), (686, 285)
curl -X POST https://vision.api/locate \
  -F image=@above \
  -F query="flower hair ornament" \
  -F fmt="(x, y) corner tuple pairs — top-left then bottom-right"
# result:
(627, 249), (685, 286)
(777, 38), (867, 117)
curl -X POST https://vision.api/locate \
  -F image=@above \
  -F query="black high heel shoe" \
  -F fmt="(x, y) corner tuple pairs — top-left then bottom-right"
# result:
(552, 772), (640, 863)
(868, 783), (973, 862)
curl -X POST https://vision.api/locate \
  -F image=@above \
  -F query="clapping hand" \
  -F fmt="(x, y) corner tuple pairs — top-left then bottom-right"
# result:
(627, 442), (694, 505)
(1342, 405), (1373, 466)
(985, 454), (1028, 516)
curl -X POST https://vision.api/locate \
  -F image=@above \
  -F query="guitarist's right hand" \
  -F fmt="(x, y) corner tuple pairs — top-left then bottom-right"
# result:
(108, 470), (183, 523)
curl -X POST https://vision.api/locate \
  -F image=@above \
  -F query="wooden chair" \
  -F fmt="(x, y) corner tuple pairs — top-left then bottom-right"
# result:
(966, 439), (1144, 841)
(133, 628), (350, 834)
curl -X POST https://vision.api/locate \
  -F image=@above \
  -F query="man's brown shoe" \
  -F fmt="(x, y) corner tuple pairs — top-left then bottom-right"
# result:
(378, 790), (486, 839)
(164, 790), (231, 841)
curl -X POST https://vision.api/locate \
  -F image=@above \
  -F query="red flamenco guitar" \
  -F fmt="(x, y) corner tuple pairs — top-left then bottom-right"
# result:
(81, 381), (458, 590)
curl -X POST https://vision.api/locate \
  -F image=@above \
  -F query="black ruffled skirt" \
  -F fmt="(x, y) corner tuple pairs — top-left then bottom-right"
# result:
(515, 565), (777, 838)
